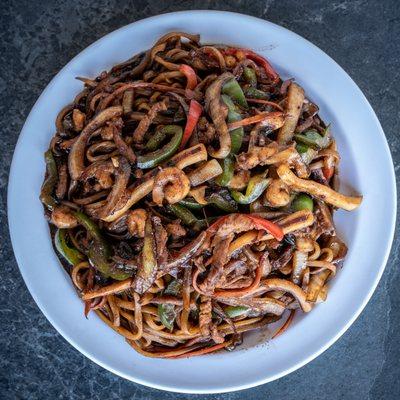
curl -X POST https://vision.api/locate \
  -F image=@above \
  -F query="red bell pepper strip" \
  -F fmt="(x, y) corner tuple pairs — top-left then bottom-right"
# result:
(322, 166), (334, 180)
(246, 214), (284, 241)
(207, 213), (284, 241)
(179, 64), (198, 90)
(272, 310), (296, 339)
(169, 341), (231, 358)
(179, 99), (202, 150)
(225, 48), (280, 83)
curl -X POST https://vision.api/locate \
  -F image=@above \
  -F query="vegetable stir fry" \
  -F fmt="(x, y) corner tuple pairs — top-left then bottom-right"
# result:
(40, 32), (362, 358)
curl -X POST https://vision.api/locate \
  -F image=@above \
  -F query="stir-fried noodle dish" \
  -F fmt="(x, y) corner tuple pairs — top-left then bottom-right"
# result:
(40, 32), (362, 358)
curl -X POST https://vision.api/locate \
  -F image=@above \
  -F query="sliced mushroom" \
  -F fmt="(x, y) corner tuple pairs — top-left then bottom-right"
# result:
(264, 147), (308, 178)
(69, 106), (123, 180)
(205, 72), (235, 158)
(314, 200), (335, 236)
(81, 160), (115, 190)
(50, 205), (78, 228)
(98, 157), (131, 219)
(277, 164), (362, 211)
(127, 209), (148, 238)
(166, 221), (186, 239)
(228, 170), (250, 190)
(306, 270), (331, 302)
(277, 82), (305, 144)
(236, 143), (278, 170)
(72, 109), (86, 131)
(296, 237), (314, 252)
(132, 100), (168, 143)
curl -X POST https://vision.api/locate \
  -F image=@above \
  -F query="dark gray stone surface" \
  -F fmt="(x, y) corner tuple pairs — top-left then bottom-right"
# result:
(1, 0), (399, 399)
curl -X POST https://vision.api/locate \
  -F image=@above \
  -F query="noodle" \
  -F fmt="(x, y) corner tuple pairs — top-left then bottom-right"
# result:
(41, 32), (361, 358)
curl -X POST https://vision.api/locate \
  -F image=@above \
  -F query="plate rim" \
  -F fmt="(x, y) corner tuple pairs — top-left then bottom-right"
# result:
(7, 10), (397, 394)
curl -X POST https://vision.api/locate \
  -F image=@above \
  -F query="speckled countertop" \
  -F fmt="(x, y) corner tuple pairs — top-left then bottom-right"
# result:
(1, 1), (399, 399)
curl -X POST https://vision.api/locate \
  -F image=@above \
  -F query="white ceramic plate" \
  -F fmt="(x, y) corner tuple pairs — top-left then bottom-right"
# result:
(8, 10), (396, 394)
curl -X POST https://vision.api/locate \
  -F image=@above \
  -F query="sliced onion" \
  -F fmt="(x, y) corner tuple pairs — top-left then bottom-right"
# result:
(291, 251), (308, 285)
(262, 278), (311, 312)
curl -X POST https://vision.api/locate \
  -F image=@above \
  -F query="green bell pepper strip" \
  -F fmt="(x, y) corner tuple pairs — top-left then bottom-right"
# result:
(215, 156), (235, 187)
(192, 217), (218, 232)
(87, 241), (132, 281)
(158, 303), (177, 330)
(221, 95), (243, 154)
(221, 94), (236, 111)
(157, 278), (182, 330)
(224, 305), (249, 318)
(145, 129), (167, 151)
(54, 229), (85, 266)
(180, 191), (237, 213)
(296, 143), (317, 165)
(137, 125), (183, 169)
(164, 279), (182, 296)
(294, 129), (330, 150)
(243, 87), (270, 100)
(178, 198), (204, 210)
(167, 204), (199, 227)
(139, 216), (158, 283)
(292, 193), (314, 212)
(222, 78), (248, 108)
(243, 67), (257, 86)
(207, 191), (238, 213)
(296, 143), (309, 153)
(228, 112), (244, 155)
(216, 96), (244, 188)
(321, 124), (331, 137)
(231, 175), (270, 204)
(73, 211), (132, 280)
(73, 211), (104, 242)
(168, 204), (216, 232)
(133, 216), (160, 293)
(40, 149), (58, 211)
